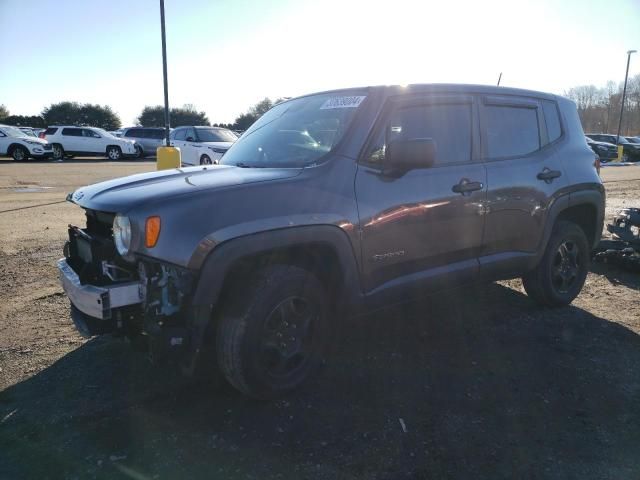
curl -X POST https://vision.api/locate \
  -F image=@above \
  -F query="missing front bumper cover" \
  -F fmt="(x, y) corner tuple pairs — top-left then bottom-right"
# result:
(57, 258), (142, 319)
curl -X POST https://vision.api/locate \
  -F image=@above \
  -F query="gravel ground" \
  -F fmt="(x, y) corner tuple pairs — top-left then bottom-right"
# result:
(1, 159), (639, 479)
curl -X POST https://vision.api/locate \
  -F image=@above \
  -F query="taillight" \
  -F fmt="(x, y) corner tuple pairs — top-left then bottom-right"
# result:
(593, 155), (601, 175)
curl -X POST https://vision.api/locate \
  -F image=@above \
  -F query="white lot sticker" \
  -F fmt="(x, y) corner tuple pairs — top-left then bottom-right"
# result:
(320, 95), (366, 109)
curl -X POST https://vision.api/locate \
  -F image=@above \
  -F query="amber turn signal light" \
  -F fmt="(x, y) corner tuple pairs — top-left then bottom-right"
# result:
(145, 216), (161, 248)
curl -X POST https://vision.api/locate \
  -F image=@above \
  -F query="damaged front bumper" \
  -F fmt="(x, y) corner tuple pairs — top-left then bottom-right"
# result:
(57, 258), (143, 320)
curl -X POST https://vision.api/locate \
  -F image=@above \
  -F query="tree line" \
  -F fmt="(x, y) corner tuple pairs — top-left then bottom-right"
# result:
(564, 74), (640, 135)
(6, 84), (637, 136)
(0, 97), (287, 131)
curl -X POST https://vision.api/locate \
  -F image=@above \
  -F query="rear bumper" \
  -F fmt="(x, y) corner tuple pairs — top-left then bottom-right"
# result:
(57, 258), (142, 320)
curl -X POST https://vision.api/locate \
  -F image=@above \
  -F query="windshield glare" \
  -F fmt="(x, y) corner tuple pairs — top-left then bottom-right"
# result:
(197, 128), (237, 143)
(95, 128), (115, 138)
(221, 92), (367, 168)
(2, 126), (28, 138)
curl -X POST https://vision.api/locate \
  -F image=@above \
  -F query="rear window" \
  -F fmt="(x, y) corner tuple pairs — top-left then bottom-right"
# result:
(485, 105), (540, 158)
(61, 128), (82, 137)
(542, 100), (562, 143)
(44, 127), (58, 135)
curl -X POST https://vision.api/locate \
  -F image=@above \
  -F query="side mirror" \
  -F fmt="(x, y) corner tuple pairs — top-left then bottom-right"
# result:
(186, 136), (195, 142)
(386, 138), (436, 172)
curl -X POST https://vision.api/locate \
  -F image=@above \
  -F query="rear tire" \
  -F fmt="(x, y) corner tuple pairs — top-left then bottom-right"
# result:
(107, 146), (122, 160)
(216, 265), (328, 399)
(200, 154), (212, 165)
(52, 144), (64, 160)
(522, 221), (590, 307)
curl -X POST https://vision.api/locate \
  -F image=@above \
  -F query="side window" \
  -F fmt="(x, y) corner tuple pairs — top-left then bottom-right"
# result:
(365, 101), (472, 166)
(151, 129), (165, 139)
(44, 127), (58, 135)
(124, 128), (139, 138)
(542, 100), (562, 143)
(173, 128), (186, 141)
(184, 128), (196, 141)
(484, 105), (540, 158)
(83, 129), (100, 138)
(61, 128), (82, 136)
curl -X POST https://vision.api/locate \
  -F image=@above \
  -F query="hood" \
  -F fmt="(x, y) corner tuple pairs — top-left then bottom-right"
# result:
(21, 137), (48, 145)
(69, 164), (301, 213)
(590, 140), (615, 147)
(202, 141), (234, 150)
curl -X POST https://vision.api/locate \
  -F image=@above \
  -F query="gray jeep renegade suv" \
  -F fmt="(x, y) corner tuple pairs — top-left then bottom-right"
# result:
(58, 84), (604, 398)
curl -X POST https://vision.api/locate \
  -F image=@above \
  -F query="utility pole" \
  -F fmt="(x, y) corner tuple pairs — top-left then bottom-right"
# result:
(497, 72), (502, 86)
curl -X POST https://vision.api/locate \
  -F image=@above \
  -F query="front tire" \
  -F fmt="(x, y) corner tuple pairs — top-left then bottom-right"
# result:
(135, 145), (144, 159)
(107, 146), (122, 160)
(216, 265), (328, 399)
(522, 221), (590, 307)
(11, 146), (29, 161)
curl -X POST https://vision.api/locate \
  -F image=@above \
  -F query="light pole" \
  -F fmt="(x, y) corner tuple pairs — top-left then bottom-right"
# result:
(616, 49), (636, 146)
(160, 0), (170, 147)
(156, 0), (181, 169)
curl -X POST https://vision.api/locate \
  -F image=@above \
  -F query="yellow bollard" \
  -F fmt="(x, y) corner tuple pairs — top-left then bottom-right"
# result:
(156, 146), (181, 170)
(616, 145), (624, 163)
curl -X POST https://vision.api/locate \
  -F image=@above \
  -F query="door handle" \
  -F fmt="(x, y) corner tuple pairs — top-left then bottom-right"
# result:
(452, 179), (483, 195)
(537, 168), (562, 183)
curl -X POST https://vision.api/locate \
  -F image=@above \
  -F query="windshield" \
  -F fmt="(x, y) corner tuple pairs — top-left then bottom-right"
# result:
(197, 128), (237, 143)
(625, 137), (640, 144)
(20, 129), (36, 137)
(2, 126), (28, 138)
(221, 91), (367, 168)
(95, 128), (116, 138)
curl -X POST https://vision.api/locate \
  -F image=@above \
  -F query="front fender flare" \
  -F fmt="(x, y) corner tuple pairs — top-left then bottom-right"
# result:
(191, 225), (363, 310)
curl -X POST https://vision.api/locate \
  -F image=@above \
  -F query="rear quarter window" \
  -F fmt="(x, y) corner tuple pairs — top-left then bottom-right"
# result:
(542, 100), (562, 143)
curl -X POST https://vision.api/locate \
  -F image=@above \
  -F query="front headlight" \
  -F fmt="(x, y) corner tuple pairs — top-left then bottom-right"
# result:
(113, 214), (132, 256)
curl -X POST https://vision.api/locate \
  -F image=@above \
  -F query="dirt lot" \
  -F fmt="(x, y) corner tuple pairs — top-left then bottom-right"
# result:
(1, 159), (639, 479)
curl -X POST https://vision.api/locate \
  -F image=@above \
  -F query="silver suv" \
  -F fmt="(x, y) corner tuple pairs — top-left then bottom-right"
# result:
(120, 127), (167, 158)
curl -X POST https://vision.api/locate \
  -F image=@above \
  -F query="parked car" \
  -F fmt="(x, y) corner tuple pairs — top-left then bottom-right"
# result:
(585, 136), (618, 162)
(58, 84), (604, 399)
(586, 133), (640, 161)
(43, 126), (138, 160)
(0, 124), (53, 160)
(18, 127), (38, 137)
(121, 127), (166, 158)
(169, 126), (237, 165)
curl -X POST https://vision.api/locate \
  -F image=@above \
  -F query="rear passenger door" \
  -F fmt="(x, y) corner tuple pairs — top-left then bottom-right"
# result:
(479, 96), (568, 275)
(60, 128), (84, 152)
(355, 94), (487, 295)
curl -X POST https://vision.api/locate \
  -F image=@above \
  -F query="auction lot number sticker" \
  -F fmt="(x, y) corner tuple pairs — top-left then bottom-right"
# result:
(320, 96), (366, 109)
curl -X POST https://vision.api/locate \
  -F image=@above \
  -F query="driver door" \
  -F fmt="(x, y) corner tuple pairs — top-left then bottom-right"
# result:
(181, 127), (199, 165)
(355, 94), (487, 297)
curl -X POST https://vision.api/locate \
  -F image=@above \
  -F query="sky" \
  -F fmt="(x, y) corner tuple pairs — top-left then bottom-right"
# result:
(1, 0), (639, 126)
